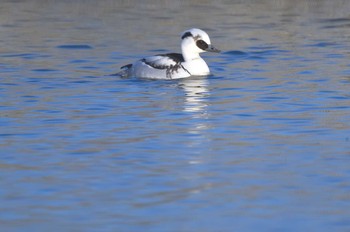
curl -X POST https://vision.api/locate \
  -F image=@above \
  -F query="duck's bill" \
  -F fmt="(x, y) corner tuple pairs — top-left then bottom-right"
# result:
(206, 45), (221, 53)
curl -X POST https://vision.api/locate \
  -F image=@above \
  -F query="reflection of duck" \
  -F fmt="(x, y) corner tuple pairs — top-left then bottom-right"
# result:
(179, 77), (209, 115)
(119, 28), (220, 79)
(179, 77), (211, 156)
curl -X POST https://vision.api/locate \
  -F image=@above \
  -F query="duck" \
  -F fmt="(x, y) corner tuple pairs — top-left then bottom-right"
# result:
(118, 28), (220, 79)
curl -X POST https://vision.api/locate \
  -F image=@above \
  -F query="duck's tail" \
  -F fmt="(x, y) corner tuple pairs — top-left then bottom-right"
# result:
(111, 64), (132, 78)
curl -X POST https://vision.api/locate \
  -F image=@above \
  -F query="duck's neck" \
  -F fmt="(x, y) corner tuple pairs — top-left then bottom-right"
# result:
(181, 44), (201, 62)
(182, 52), (201, 62)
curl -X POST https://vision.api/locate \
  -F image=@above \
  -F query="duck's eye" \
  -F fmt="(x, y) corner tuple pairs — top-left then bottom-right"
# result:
(196, 40), (209, 50)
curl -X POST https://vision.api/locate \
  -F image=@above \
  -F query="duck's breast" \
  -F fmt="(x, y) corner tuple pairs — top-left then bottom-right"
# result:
(182, 58), (210, 76)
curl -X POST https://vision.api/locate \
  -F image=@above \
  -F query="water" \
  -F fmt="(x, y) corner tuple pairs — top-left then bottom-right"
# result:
(1, 0), (350, 231)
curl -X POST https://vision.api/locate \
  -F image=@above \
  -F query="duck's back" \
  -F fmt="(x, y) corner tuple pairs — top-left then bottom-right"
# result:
(131, 53), (191, 79)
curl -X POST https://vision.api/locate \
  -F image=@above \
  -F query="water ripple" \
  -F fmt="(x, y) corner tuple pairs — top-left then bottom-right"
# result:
(56, 44), (93, 49)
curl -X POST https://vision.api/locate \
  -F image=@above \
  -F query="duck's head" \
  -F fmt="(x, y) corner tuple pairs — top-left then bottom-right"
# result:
(181, 28), (220, 60)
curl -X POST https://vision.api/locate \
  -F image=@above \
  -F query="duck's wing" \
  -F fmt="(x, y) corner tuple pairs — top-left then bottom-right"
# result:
(119, 53), (190, 79)
(141, 53), (185, 70)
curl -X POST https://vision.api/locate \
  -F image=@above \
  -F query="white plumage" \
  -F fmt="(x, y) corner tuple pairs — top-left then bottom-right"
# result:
(119, 28), (220, 79)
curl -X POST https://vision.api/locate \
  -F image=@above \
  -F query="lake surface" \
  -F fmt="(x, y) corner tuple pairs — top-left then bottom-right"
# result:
(1, 0), (350, 231)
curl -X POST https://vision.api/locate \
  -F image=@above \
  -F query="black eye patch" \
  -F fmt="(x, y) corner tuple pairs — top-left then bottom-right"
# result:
(196, 40), (208, 50)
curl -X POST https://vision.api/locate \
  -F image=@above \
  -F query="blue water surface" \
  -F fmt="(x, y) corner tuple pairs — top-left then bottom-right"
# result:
(1, 1), (350, 231)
